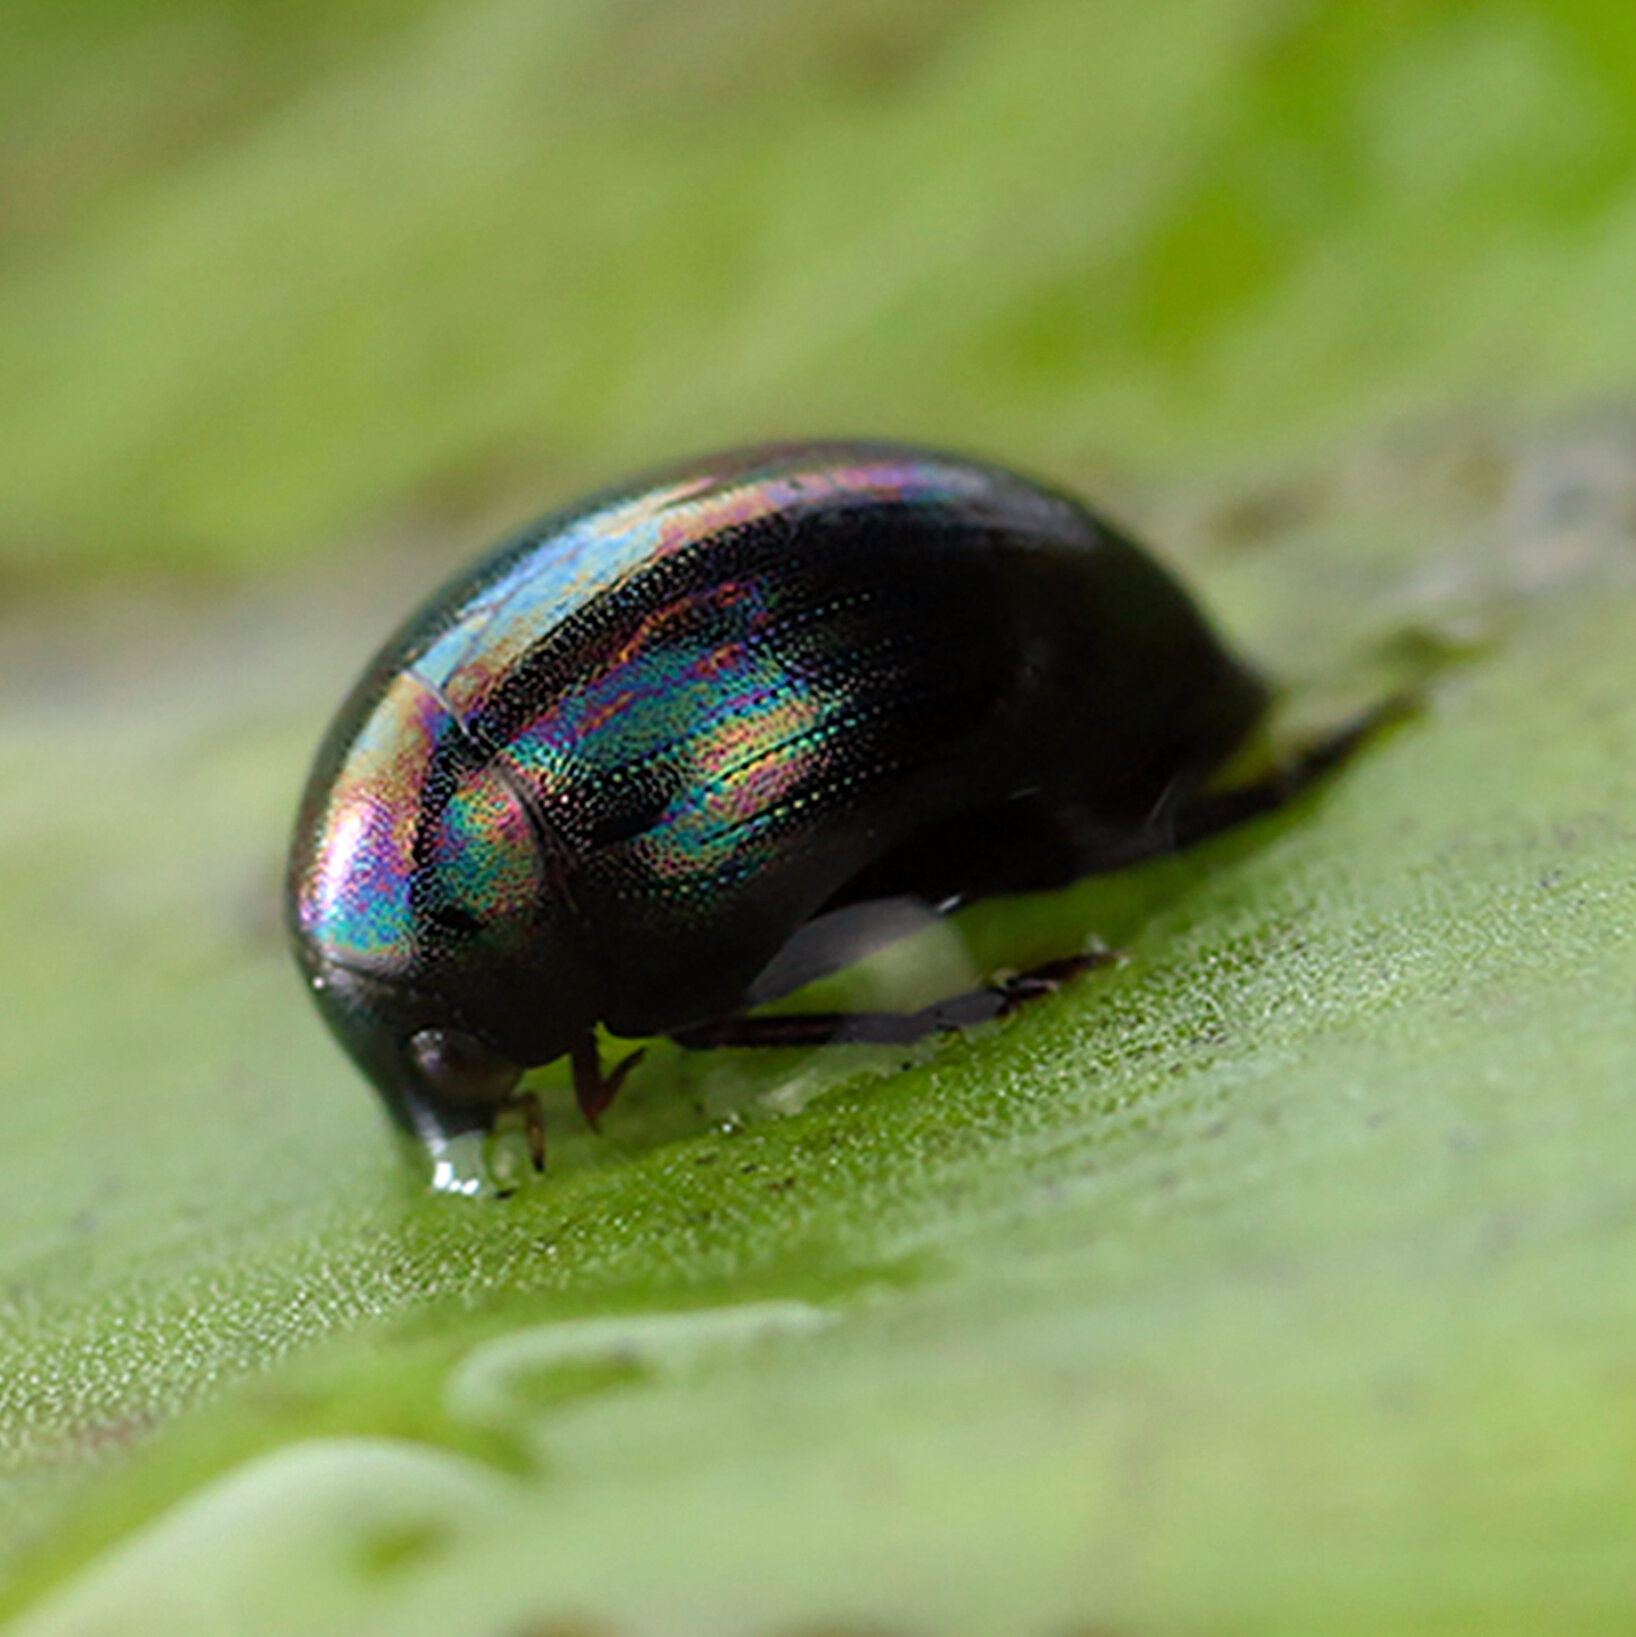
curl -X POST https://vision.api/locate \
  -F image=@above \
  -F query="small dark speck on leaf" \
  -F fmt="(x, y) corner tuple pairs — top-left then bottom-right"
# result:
(1478, 1209), (1523, 1258)
(1372, 1372), (1423, 1415)
(1207, 482), (1317, 552)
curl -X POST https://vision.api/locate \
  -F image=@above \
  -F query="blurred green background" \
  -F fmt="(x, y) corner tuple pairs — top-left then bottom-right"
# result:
(13, 0), (1636, 584)
(7, 1), (1636, 1631)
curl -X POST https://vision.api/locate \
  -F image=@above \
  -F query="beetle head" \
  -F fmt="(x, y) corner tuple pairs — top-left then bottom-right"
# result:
(287, 670), (600, 1156)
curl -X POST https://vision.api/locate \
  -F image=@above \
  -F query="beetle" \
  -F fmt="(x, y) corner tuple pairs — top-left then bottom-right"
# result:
(288, 441), (1348, 1191)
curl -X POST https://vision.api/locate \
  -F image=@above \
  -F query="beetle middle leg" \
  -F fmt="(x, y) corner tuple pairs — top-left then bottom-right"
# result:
(666, 949), (1120, 1051)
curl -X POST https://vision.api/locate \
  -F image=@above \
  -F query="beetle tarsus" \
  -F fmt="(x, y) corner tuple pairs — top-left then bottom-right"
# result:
(571, 1034), (647, 1131)
(990, 950), (1123, 1014)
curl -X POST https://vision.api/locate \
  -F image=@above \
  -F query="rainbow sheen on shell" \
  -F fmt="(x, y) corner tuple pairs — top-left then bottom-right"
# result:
(287, 442), (1267, 1181)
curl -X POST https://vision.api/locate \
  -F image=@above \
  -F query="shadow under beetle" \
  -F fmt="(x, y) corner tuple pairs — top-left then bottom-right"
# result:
(287, 441), (1365, 1193)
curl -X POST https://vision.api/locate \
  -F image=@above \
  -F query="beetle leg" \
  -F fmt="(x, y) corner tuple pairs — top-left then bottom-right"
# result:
(570, 1032), (647, 1131)
(988, 950), (1123, 1012)
(669, 1011), (932, 1049)
(667, 950), (1120, 1051)
(1163, 696), (1411, 854)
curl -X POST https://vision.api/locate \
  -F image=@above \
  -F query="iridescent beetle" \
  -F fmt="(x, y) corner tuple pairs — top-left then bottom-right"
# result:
(288, 442), (1355, 1191)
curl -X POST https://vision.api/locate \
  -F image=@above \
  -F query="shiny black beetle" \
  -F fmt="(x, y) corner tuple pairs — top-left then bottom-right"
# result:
(288, 442), (1336, 1190)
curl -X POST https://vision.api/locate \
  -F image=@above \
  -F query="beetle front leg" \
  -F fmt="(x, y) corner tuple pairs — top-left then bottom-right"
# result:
(570, 1033), (647, 1131)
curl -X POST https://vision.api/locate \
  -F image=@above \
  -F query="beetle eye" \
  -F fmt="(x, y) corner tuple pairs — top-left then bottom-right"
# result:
(408, 1028), (522, 1108)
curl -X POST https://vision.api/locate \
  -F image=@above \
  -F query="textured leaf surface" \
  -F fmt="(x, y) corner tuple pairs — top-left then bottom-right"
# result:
(4, 2), (1636, 1633)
